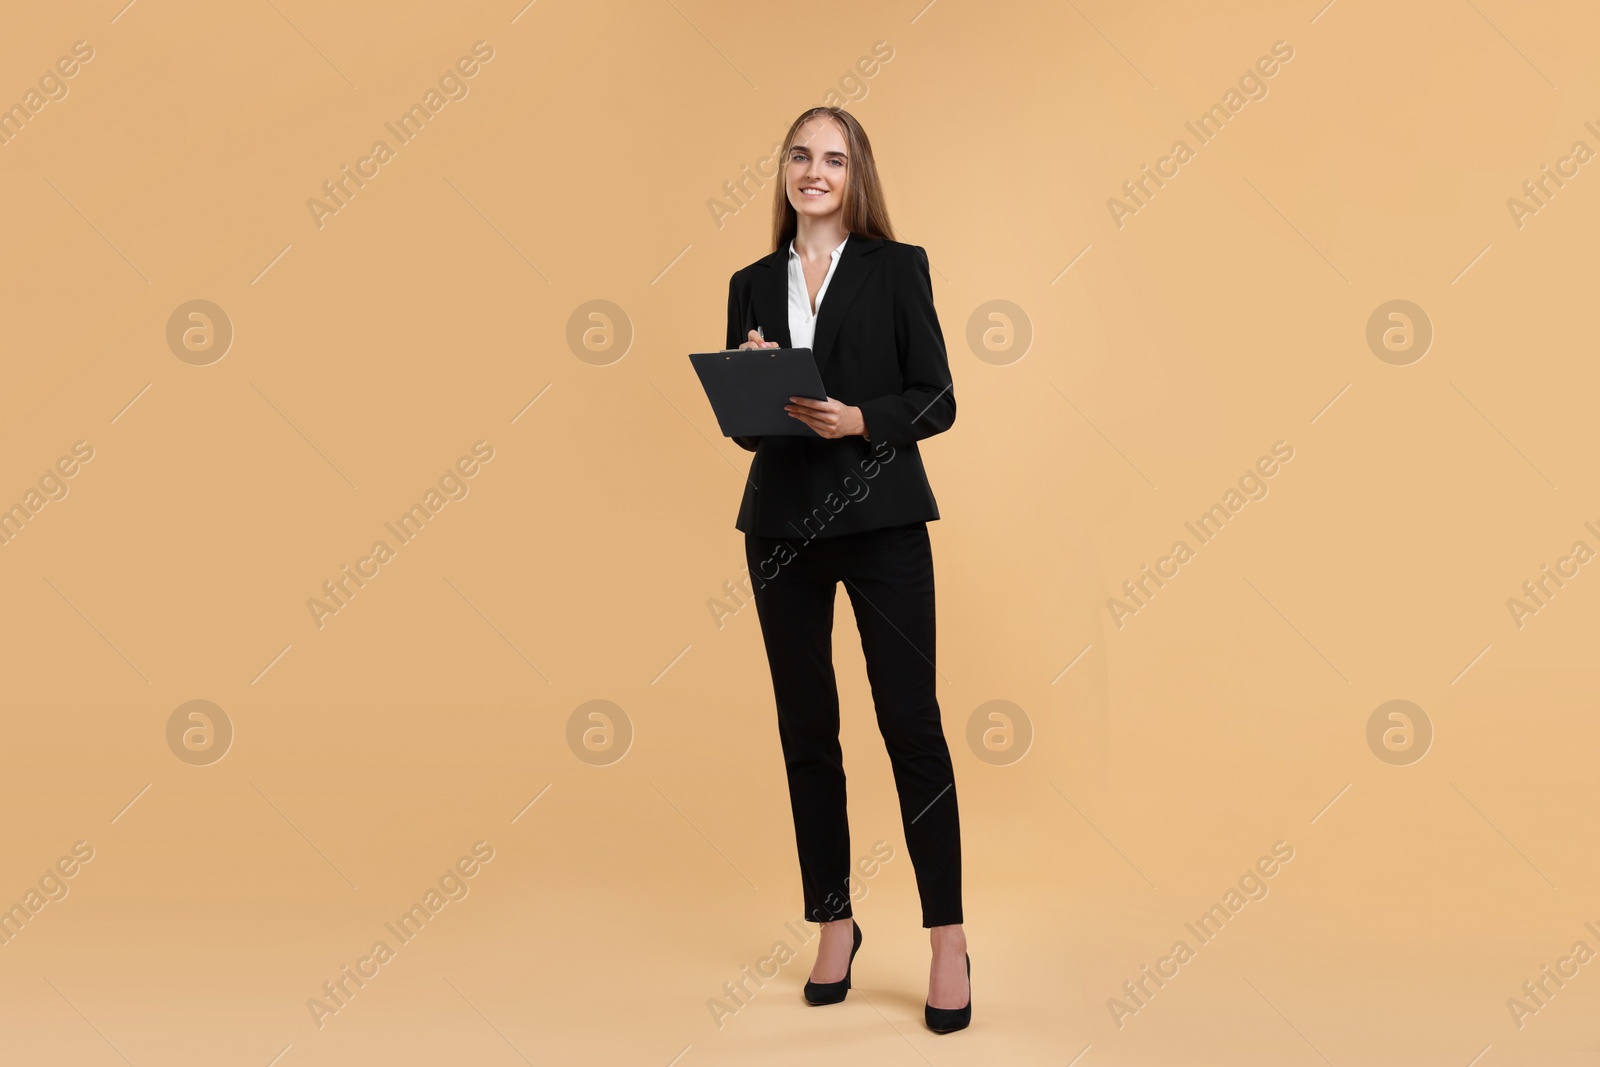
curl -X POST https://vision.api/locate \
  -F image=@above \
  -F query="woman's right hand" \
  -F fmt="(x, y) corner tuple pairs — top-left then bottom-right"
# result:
(738, 328), (779, 350)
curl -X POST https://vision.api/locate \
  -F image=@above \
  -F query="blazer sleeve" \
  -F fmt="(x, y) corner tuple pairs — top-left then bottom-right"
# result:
(856, 244), (956, 449)
(724, 271), (760, 453)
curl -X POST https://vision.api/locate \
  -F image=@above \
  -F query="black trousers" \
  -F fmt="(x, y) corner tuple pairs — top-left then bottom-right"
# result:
(744, 521), (963, 929)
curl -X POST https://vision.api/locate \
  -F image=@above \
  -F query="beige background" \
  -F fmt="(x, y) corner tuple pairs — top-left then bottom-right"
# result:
(2, 0), (1598, 1063)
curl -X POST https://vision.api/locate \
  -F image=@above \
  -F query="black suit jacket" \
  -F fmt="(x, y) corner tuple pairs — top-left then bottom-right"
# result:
(724, 235), (956, 540)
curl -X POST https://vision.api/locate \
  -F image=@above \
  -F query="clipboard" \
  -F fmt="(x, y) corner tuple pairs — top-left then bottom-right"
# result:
(688, 347), (828, 437)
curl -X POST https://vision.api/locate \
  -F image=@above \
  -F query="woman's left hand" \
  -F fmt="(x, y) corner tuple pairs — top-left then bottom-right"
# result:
(786, 396), (866, 439)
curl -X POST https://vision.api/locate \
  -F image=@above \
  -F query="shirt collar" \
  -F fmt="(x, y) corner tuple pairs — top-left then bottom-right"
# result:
(788, 234), (850, 260)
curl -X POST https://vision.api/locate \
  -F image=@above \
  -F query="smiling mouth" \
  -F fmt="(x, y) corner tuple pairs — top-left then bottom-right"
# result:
(801, 188), (828, 197)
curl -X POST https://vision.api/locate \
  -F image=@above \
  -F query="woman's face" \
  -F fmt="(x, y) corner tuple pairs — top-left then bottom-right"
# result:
(785, 117), (849, 222)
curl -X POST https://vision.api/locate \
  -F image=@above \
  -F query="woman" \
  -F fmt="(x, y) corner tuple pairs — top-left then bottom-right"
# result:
(722, 106), (970, 1033)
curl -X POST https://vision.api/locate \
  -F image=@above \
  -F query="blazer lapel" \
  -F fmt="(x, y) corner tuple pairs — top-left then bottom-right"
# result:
(810, 235), (880, 376)
(753, 248), (791, 349)
(754, 234), (883, 376)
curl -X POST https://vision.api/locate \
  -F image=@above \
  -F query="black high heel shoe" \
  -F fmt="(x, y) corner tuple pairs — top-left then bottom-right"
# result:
(924, 952), (970, 1033)
(802, 919), (862, 1005)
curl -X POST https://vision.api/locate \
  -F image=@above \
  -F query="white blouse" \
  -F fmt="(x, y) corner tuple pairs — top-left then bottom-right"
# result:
(786, 234), (849, 351)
